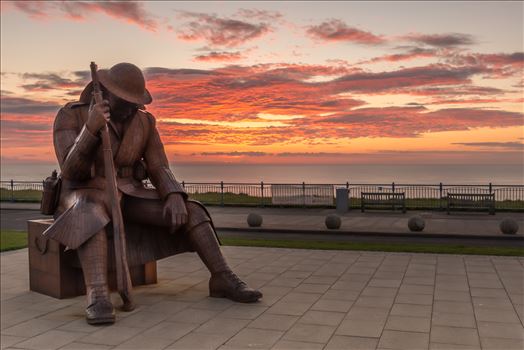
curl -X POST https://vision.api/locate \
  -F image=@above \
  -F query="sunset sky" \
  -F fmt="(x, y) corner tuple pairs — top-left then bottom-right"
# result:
(1, 1), (523, 166)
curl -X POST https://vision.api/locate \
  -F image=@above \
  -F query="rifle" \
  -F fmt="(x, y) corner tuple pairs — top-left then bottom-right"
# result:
(90, 62), (133, 308)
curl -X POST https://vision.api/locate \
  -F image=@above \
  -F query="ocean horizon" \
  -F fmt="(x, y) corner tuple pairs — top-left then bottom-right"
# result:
(1, 163), (522, 185)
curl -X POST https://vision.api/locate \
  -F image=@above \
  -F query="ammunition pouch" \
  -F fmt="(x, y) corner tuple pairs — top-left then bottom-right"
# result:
(41, 172), (62, 215)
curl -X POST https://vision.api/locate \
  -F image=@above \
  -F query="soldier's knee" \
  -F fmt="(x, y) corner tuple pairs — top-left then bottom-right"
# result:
(185, 201), (211, 230)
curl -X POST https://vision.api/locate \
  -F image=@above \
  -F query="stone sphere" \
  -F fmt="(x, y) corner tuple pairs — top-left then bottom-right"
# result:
(408, 216), (425, 232)
(247, 213), (263, 227)
(500, 218), (519, 235)
(325, 214), (341, 230)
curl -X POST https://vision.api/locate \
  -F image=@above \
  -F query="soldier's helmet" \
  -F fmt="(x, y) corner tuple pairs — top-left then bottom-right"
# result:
(80, 63), (152, 105)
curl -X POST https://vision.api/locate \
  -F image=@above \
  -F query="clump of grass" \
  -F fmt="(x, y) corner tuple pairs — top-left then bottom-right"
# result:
(0, 230), (28, 252)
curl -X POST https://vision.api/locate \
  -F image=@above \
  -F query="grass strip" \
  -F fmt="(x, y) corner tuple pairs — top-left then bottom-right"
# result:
(221, 237), (524, 256)
(0, 230), (28, 252)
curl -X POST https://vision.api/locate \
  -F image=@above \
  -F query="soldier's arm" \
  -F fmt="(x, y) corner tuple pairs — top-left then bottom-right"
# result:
(143, 113), (187, 200)
(54, 106), (99, 180)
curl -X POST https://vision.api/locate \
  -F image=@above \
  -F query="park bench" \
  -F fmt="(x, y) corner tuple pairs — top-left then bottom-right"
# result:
(446, 193), (495, 215)
(361, 192), (406, 213)
(28, 219), (159, 299)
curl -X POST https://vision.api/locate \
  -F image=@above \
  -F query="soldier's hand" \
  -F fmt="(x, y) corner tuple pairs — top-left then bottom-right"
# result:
(163, 193), (188, 233)
(86, 100), (110, 134)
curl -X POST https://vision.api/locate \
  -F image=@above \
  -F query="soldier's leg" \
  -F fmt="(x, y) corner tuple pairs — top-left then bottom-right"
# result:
(184, 202), (262, 303)
(122, 196), (262, 303)
(77, 229), (115, 324)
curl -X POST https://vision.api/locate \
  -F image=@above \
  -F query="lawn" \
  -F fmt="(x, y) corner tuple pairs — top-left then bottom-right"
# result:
(1, 230), (521, 256)
(0, 230), (28, 252)
(220, 237), (524, 257)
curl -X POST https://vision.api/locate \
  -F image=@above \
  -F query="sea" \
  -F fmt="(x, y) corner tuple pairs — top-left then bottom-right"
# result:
(1, 163), (522, 185)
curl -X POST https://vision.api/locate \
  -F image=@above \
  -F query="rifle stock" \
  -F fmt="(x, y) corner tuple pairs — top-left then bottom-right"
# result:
(89, 62), (132, 302)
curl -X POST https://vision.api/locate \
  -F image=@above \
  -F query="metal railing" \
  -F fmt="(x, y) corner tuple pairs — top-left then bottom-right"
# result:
(1, 180), (523, 211)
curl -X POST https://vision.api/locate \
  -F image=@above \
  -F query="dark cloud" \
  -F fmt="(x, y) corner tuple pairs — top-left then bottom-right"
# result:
(194, 51), (244, 62)
(177, 11), (271, 47)
(20, 72), (87, 92)
(452, 142), (524, 150)
(0, 97), (61, 115)
(11, 1), (158, 31)
(405, 33), (476, 47)
(306, 19), (385, 45)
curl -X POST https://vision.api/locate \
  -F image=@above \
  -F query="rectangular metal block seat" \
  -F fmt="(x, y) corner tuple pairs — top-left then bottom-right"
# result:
(28, 219), (158, 299)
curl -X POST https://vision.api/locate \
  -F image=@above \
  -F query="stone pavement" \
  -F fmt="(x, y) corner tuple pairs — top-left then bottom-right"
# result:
(2, 246), (524, 350)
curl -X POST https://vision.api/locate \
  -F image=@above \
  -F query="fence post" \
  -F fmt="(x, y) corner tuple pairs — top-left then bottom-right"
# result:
(220, 181), (224, 206)
(489, 182), (492, 194)
(346, 181), (350, 209)
(10, 179), (14, 202)
(392, 182), (395, 193)
(182, 181), (185, 189)
(439, 182), (443, 210)
(302, 181), (306, 208)
(261, 181), (264, 207)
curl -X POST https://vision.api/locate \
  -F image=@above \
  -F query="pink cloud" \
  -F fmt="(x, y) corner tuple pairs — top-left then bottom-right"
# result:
(194, 51), (245, 62)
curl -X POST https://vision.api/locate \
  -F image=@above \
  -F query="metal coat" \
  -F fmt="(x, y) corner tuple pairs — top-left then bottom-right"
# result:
(44, 101), (205, 256)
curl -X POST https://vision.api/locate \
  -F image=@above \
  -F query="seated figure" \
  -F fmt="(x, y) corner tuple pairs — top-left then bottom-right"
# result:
(44, 62), (262, 325)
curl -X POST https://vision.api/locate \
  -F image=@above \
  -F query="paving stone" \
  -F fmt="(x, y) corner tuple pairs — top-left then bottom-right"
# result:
(430, 326), (480, 346)
(143, 300), (192, 315)
(378, 330), (429, 349)
(346, 306), (390, 321)
(247, 313), (299, 331)
(116, 310), (168, 329)
(13, 330), (86, 350)
(322, 289), (360, 301)
(354, 296), (395, 308)
(224, 328), (283, 349)
(432, 312), (476, 328)
(298, 310), (345, 326)
(141, 321), (199, 341)
(310, 298), (353, 312)
(266, 301), (312, 316)
(166, 332), (231, 349)
(2, 317), (66, 337)
(336, 319), (385, 338)
(324, 335), (379, 350)
(474, 307), (521, 323)
(167, 307), (219, 324)
(361, 286), (398, 297)
(283, 323), (336, 343)
(218, 304), (268, 320)
(385, 315), (430, 333)
(390, 303), (432, 318)
(480, 337), (524, 350)
(78, 326), (144, 346)
(113, 335), (174, 350)
(429, 343), (481, 350)
(0, 335), (26, 349)
(477, 321), (524, 339)
(433, 301), (474, 315)
(398, 284), (434, 295)
(271, 340), (324, 349)
(395, 293), (433, 305)
(434, 290), (471, 302)
(293, 283), (331, 294)
(58, 342), (113, 350)
(195, 317), (250, 336)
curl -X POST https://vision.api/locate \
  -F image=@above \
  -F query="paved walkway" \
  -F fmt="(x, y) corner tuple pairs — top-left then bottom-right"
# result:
(2, 247), (524, 349)
(1, 202), (523, 237)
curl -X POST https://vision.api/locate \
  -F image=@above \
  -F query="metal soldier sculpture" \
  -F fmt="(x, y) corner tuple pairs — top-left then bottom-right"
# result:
(44, 62), (262, 325)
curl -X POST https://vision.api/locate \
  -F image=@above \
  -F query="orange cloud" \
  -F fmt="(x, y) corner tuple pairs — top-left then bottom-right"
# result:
(194, 51), (244, 62)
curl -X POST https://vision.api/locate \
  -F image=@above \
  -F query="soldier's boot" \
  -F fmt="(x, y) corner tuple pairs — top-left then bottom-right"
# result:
(187, 222), (262, 303)
(77, 230), (115, 325)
